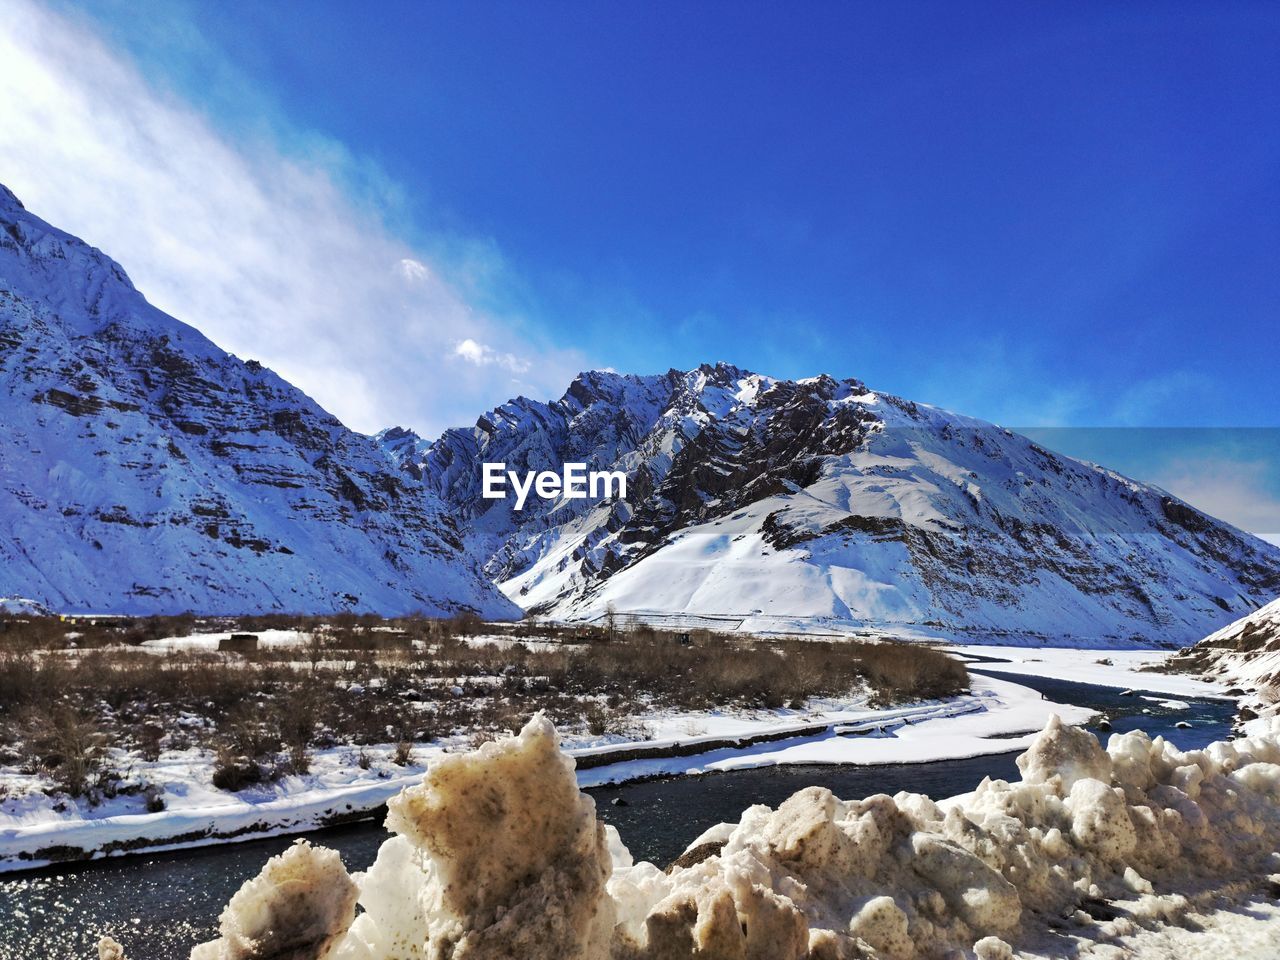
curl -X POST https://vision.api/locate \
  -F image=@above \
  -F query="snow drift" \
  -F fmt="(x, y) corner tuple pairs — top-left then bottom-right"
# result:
(189, 841), (358, 960)
(101, 711), (1280, 959)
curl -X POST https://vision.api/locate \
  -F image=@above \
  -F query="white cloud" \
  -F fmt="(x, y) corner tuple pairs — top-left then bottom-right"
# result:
(1147, 457), (1280, 545)
(452, 338), (531, 374)
(905, 334), (1217, 432)
(396, 258), (431, 283)
(0, 0), (585, 434)
(454, 339), (487, 364)
(1109, 372), (1212, 427)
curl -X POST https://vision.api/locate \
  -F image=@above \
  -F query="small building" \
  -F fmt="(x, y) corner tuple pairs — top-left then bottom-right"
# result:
(218, 633), (258, 653)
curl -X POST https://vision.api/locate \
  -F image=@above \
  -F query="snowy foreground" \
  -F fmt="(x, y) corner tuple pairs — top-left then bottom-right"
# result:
(97, 711), (1280, 960)
(0, 672), (1087, 872)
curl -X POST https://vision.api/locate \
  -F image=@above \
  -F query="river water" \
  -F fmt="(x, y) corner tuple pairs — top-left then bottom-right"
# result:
(0, 669), (1236, 960)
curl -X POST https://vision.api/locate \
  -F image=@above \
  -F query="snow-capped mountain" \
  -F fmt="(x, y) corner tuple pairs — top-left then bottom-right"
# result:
(5, 179), (1275, 638)
(0, 184), (517, 618)
(382, 364), (1280, 646)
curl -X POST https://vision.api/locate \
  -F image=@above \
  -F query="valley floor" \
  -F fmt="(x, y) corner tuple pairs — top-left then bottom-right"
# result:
(0, 667), (1099, 873)
(147, 690), (1279, 960)
(943, 644), (1235, 698)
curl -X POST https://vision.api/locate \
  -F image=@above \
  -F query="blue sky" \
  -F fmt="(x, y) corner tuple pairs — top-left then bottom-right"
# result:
(71, 0), (1279, 425)
(3, 1), (1278, 536)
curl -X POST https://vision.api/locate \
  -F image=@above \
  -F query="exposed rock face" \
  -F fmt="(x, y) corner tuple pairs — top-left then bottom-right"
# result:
(382, 364), (1280, 646)
(155, 712), (1280, 960)
(0, 183), (517, 617)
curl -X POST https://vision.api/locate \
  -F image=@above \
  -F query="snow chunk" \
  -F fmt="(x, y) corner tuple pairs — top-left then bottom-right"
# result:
(337, 712), (614, 960)
(848, 895), (912, 959)
(1067, 778), (1136, 860)
(973, 935), (1014, 960)
(190, 840), (358, 960)
(1016, 713), (1111, 791)
(910, 832), (1021, 933)
(95, 712), (1280, 960)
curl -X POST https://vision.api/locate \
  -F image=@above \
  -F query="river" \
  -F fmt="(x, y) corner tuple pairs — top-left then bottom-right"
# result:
(0, 669), (1236, 960)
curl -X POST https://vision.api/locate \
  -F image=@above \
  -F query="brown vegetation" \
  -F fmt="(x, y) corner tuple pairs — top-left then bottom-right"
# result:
(0, 613), (967, 800)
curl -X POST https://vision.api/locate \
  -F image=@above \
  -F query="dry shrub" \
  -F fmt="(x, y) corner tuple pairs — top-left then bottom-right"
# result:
(211, 746), (264, 791)
(448, 610), (483, 636)
(138, 722), (165, 762)
(851, 641), (970, 705)
(0, 614), (967, 798)
(21, 705), (107, 797)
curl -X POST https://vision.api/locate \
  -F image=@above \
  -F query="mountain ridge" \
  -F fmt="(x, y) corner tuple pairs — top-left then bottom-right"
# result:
(0, 184), (517, 617)
(1170, 595), (1280, 694)
(380, 363), (1280, 646)
(3, 181), (1277, 641)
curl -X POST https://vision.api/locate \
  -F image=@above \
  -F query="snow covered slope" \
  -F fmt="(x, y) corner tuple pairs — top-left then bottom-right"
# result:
(0, 184), (517, 617)
(382, 364), (1280, 646)
(1170, 596), (1280, 692)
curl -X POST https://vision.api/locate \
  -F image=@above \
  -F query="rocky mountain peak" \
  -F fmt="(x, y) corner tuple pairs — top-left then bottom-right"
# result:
(385, 365), (1280, 646)
(5, 183), (1277, 640)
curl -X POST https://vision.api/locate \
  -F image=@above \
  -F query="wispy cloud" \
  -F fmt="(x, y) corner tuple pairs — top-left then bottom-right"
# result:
(0, 0), (586, 434)
(901, 335), (1219, 431)
(452, 338), (531, 374)
(1146, 457), (1280, 545)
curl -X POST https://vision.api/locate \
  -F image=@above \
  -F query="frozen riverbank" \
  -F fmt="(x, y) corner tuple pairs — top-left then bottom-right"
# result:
(1, 671), (1089, 873)
(947, 645), (1231, 698)
(0, 673), (1240, 958)
(107, 707), (1280, 960)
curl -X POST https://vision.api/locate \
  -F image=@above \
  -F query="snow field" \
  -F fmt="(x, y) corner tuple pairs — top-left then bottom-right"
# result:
(946, 645), (1234, 699)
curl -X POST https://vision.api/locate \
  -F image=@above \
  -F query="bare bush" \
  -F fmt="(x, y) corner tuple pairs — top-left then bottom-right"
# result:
(21, 705), (107, 798)
(0, 614), (968, 798)
(211, 746), (264, 791)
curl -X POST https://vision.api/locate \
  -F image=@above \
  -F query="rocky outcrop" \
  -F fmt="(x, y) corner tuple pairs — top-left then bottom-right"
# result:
(1169, 596), (1280, 697)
